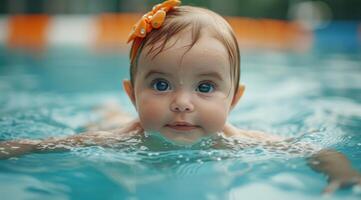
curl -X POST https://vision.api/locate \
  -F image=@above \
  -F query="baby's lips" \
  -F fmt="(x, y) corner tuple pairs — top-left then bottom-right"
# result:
(168, 121), (196, 126)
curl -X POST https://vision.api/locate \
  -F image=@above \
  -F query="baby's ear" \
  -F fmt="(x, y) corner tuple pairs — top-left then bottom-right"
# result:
(230, 84), (245, 110)
(122, 80), (136, 106)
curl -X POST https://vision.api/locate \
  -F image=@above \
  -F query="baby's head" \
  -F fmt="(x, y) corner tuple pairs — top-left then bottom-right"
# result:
(123, 1), (245, 144)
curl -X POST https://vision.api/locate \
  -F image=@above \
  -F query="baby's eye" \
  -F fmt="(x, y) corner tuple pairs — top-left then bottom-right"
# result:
(151, 79), (171, 91)
(196, 82), (215, 93)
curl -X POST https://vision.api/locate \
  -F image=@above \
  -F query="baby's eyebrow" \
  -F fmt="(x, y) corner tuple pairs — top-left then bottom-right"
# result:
(144, 70), (224, 81)
(197, 72), (224, 81)
(144, 70), (171, 79)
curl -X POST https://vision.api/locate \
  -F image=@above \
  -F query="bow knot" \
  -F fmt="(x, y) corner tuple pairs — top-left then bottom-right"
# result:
(127, 0), (181, 43)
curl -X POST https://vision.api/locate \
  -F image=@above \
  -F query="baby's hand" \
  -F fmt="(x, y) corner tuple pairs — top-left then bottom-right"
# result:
(324, 170), (361, 195)
(308, 149), (361, 195)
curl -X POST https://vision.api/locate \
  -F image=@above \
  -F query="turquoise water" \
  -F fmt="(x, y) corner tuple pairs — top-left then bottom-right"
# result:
(0, 47), (360, 200)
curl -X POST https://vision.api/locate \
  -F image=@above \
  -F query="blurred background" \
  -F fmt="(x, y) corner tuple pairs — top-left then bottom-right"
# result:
(0, 0), (360, 52)
(1, 3), (361, 200)
(1, 0), (360, 19)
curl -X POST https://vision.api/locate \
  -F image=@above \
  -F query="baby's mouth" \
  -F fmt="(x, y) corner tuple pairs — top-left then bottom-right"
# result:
(165, 122), (199, 131)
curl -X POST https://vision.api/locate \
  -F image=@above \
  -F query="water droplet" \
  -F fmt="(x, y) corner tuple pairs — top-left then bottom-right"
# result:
(176, 160), (181, 164)
(311, 161), (320, 165)
(357, 143), (361, 146)
(216, 157), (221, 161)
(1, 151), (9, 155)
(178, 154), (183, 158)
(185, 158), (190, 162)
(139, 146), (148, 151)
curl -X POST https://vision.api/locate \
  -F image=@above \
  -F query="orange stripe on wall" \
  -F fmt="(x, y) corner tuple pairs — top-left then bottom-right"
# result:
(4, 14), (312, 52)
(7, 15), (50, 49)
(95, 13), (141, 48)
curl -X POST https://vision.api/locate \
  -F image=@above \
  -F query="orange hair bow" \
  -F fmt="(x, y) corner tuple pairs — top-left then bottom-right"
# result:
(127, 0), (181, 43)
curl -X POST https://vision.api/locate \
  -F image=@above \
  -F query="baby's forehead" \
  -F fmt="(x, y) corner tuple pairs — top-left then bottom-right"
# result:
(139, 31), (230, 68)
(136, 40), (231, 84)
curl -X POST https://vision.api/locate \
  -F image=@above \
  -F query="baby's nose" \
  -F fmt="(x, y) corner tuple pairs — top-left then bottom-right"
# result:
(170, 92), (194, 112)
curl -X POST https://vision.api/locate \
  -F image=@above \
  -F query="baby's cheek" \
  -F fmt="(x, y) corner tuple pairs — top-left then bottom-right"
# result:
(199, 103), (229, 133)
(137, 97), (167, 130)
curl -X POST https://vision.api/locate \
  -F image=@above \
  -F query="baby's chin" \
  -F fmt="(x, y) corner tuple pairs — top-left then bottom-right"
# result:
(161, 130), (199, 142)
(155, 130), (216, 146)
(167, 135), (201, 145)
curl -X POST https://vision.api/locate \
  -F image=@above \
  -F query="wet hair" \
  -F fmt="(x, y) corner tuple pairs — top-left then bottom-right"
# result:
(129, 5), (240, 94)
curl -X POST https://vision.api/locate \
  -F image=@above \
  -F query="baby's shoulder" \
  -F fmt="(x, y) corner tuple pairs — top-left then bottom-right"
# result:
(223, 123), (283, 142)
(237, 129), (284, 142)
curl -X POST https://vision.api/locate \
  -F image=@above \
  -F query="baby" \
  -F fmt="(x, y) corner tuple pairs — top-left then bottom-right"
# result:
(1, 0), (360, 194)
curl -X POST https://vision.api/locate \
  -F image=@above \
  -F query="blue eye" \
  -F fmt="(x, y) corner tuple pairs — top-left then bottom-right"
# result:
(197, 82), (214, 93)
(152, 79), (171, 91)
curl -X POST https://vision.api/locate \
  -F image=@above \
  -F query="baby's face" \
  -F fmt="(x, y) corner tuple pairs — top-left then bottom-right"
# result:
(126, 33), (242, 144)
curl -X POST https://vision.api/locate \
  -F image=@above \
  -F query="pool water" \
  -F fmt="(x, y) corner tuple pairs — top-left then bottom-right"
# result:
(0, 47), (360, 200)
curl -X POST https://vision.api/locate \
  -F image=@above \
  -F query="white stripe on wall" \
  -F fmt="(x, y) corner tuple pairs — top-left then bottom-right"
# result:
(48, 15), (97, 47)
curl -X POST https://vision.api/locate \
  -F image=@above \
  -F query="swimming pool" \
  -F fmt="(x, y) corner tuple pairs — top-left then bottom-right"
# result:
(0, 46), (360, 200)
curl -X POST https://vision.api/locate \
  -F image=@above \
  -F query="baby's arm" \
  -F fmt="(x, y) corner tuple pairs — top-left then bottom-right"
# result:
(0, 139), (41, 159)
(223, 123), (361, 194)
(0, 132), (107, 159)
(0, 119), (143, 160)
